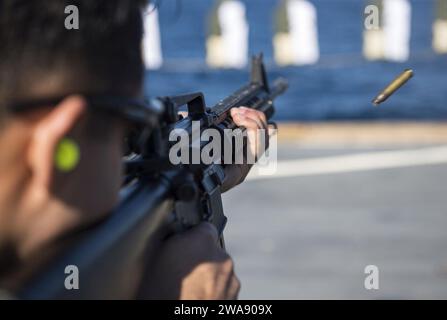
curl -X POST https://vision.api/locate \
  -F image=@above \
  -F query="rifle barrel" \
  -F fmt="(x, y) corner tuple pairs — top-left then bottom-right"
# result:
(210, 77), (288, 124)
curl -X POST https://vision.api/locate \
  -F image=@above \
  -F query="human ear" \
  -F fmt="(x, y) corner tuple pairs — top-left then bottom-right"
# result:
(27, 95), (87, 190)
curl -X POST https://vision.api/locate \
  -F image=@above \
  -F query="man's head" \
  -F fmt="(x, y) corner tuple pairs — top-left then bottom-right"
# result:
(0, 0), (147, 105)
(0, 0), (149, 274)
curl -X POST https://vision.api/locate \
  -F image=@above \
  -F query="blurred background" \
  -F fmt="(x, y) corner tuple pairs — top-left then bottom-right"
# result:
(145, 0), (447, 299)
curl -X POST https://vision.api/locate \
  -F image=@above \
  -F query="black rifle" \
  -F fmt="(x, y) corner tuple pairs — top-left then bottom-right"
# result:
(19, 55), (288, 299)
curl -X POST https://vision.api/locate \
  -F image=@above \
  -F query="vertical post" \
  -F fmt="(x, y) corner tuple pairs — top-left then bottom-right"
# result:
(273, 0), (320, 66)
(206, 0), (249, 69)
(363, 0), (412, 62)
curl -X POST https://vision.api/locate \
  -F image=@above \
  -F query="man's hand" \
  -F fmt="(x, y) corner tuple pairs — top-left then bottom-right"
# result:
(139, 222), (240, 300)
(221, 107), (270, 192)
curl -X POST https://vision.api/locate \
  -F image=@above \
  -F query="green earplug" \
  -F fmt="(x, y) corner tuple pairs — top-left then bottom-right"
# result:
(55, 138), (80, 172)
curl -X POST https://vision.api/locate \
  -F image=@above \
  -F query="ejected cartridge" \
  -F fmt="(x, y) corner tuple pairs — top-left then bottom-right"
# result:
(372, 69), (414, 106)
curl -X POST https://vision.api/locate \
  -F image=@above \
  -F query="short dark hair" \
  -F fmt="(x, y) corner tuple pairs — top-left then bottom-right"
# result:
(0, 0), (148, 113)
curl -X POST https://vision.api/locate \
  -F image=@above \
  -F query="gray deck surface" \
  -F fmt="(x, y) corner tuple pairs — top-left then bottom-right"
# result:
(224, 144), (447, 299)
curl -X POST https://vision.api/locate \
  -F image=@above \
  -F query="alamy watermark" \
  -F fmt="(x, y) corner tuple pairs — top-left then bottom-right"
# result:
(168, 122), (278, 176)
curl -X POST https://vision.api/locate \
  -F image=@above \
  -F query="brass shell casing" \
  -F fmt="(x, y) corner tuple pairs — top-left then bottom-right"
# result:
(373, 69), (414, 106)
